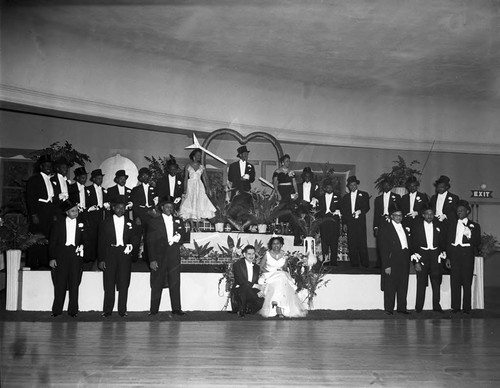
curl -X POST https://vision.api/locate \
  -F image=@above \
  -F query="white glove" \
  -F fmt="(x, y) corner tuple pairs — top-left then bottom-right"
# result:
(410, 211), (418, 218)
(103, 202), (111, 211)
(87, 205), (99, 212)
(463, 227), (472, 239)
(333, 209), (341, 216)
(126, 202), (133, 210)
(58, 193), (69, 201)
(169, 233), (181, 245)
(174, 197), (181, 204)
(153, 196), (159, 205)
(291, 193), (299, 200)
(75, 245), (84, 257)
(411, 253), (422, 263)
(310, 198), (319, 207)
(353, 210), (361, 219)
(242, 174), (250, 180)
(437, 214), (447, 222)
(438, 251), (447, 263)
(124, 244), (133, 255)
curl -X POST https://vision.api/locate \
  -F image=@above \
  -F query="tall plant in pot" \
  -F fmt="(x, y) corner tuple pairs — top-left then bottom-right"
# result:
(252, 190), (277, 233)
(210, 189), (229, 232)
(374, 155), (422, 196)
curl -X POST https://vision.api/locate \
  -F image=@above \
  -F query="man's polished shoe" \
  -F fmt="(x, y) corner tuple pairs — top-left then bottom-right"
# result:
(396, 310), (410, 315)
(415, 309), (422, 313)
(451, 309), (461, 314)
(463, 310), (471, 315)
(172, 310), (187, 316)
(384, 311), (393, 315)
(433, 307), (444, 313)
(51, 313), (60, 317)
(119, 312), (128, 317)
(68, 313), (78, 318)
(102, 312), (111, 317)
(148, 312), (158, 316)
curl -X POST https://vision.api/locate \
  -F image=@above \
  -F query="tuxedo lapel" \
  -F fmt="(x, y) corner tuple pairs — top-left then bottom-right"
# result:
(252, 264), (259, 284)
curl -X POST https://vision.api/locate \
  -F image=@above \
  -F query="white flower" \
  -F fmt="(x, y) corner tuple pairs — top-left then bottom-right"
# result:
(358, 193), (363, 196)
(416, 196), (420, 200)
(126, 222), (132, 227)
(405, 227), (410, 232)
(175, 219), (180, 223)
(436, 227), (440, 232)
(78, 223), (84, 228)
(448, 197), (453, 202)
(177, 181), (182, 185)
(86, 190), (91, 195)
(103, 189), (107, 193)
(470, 224), (474, 228)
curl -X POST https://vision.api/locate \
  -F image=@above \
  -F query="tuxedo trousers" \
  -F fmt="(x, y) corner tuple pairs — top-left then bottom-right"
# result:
(320, 218), (341, 263)
(233, 284), (264, 314)
(150, 245), (181, 313)
(51, 246), (83, 315)
(27, 201), (56, 268)
(415, 249), (442, 311)
(346, 218), (369, 267)
(86, 209), (106, 263)
(383, 249), (410, 313)
(103, 247), (132, 315)
(449, 245), (475, 312)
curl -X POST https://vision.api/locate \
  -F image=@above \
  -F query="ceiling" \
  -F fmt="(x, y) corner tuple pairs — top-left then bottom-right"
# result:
(4, 0), (500, 101)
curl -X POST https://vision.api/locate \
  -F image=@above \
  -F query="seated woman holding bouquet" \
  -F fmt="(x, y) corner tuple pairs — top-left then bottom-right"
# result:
(258, 236), (307, 318)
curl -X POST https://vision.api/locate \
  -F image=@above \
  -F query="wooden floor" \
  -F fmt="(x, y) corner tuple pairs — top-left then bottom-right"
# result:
(1, 319), (500, 387)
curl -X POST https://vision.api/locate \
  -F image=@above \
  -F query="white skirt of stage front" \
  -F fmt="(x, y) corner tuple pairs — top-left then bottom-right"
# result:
(179, 165), (216, 220)
(258, 252), (307, 318)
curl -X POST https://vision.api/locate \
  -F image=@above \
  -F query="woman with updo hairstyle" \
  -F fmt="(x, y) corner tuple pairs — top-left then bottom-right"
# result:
(258, 236), (307, 318)
(178, 148), (216, 230)
(272, 154), (298, 206)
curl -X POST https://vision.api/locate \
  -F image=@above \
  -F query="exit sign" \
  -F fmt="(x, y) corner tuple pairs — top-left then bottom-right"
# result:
(471, 190), (493, 198)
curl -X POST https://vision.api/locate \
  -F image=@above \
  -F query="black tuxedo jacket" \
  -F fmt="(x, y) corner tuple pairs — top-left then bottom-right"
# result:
(85, 184), (107, 208)
(156, 175), (184, 203)
(373, 192), (401, 229)
(26, 173), (53, 217)
(68, 182), (84, 208)
(105, 185), (132, 205)
(297, 182), (320, 204)
(232, 258), (260, 289)
(146, 215), (184, 263)
(401, 191), (428, 216)
(50, 174), (71, 202)
(430, 192), (460, 223)
(340, 190), (370, 225)
(228, 160), (255, 195)
(97, 216), (136, 262)
(446, 219), (481, 253)
(411, 219), (445, 253)
(49, 216), (87, 261)
(316, 193), (341, 218)
(377, 221), (411, 270)
(130, 184), (156, 220)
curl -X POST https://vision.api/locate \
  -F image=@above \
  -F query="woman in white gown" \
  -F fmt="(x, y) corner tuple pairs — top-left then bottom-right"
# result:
(179, 148), (216, 227)
(258, 236), (307, 318)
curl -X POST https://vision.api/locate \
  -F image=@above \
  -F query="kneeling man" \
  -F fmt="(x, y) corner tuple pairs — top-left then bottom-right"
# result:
(232, 245), (264, 317)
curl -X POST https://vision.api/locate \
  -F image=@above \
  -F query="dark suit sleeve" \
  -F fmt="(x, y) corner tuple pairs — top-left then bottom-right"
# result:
(471, 223), (481, 254)
(373, 196), (381, 229)
(377, 224), (392, 270)
(233, 261), (246, 287)
(26, 176), (41, 217)
(146, 218), (162, 262)
(156, 178), (167, 202)
(227, 163), (237, 184)
(247, 164), (256, 183)
(48, 221), (61, 260)
(361, 192), (370, 214)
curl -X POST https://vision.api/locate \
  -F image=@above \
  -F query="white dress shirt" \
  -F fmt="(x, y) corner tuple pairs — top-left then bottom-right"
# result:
(350, 190), (358, 213)
(143, 183), (150, 206)
(325, 193), (333, 214)
(94, 184), (104, 207)
(57, 174), (68, 195)
(303, 182), (312, 202)
(40, 172), (54, 201)
(113, 215), (125, 246)
(239, 160), (247, 177)
(77, 182), (86, 208)
(162, 214), (174, 242)
(409, 192), (417, 213)
(118, 185), (125, 195)
(453, 218), (470, 247)
(383, 192), (391, 215)
(245, 260), (254, 283)
(392, 221), (409, 249)
(169, 175), (176, 197)
(435, 192), (447, 217)
(65, 217), (77, 246)
(422, 221), (436, 250)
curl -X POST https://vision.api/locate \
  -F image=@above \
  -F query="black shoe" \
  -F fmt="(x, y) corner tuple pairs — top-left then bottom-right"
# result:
(415, 309), (422, 313)
(451, 309), (461, 314)
(385, 311), (393, 315)
(397, 310), (410, 315)
(463, 310), (471, 315)
(119, 312), (128, 317)
(433, 307), (443, 313)
(51, 313), (60, 317)
(172, 310), (186, 316)
(237, 311), (245, 318)
(69, 313), (78, 318)
(148, 312), (158, 316)
(102, 312), (111, 317)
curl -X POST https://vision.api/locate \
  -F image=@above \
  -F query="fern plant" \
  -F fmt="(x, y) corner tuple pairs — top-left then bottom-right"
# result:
(30, 141), (91, 167)
(374, 155), (422, 193)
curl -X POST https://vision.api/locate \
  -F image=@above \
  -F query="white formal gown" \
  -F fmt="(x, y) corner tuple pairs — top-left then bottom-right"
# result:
(179, 165), (216, 220)
(258, 251), (307, 318)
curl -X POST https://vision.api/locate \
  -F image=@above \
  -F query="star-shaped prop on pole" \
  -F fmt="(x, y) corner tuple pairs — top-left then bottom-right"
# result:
(185, 133), (227, 165)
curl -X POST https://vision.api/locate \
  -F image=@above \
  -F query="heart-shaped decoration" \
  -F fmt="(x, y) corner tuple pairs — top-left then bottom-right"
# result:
(201, 128), (284, 165)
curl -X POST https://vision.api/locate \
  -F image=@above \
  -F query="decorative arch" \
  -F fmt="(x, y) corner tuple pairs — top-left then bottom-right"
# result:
(201, 128), (284, 165)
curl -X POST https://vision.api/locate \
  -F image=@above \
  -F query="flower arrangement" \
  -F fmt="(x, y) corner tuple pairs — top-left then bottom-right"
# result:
(0, 215), (46, 253)
(251, 190), (278, 225)
(374, 155), (422, 193)
(30, 141), (91, 167)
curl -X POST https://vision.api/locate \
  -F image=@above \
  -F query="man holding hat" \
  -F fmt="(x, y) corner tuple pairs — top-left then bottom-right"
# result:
(156, 156), (184, 211)
(445, 200), (481, 314)
(98, 196), (136, 317)
(106, 170), (133, 212)
(49, 199), (87, 317)
(85, 169), (110, 266)
(227, 146), (255, 201)
(429, 175), (459, 234)
(401, 176), (428, 229)
(340, 176), (371, 268)
(26, 154), (56, 269)
(147, 199), (186, 316)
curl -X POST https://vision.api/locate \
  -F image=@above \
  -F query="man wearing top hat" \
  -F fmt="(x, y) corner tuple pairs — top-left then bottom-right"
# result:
(316, 179), (342, 266)
(401, 176), (429, 229)
(147, 199), (186, 316)
(106, 170), (133, 213)
(50, 157), (72, 218)
(429, 175), (459, 235)
(25, 154), (56, 269)
(340, 176), (371, 268)
(98, 196), (136, 317)
(156, 156), (184, 211)
(227, 146), (255, 201)
(85, 169), (110, 266)
(49, 199), (87, 317)
(69, 166), (88, 213)
(445, 199), (481, 314)
(297, 167), (320, 212)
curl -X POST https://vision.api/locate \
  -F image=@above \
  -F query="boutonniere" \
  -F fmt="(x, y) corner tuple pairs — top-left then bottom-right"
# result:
(177, 181), (182, 185)
(436, 227), (440, 232)
(469, 224), (474, 229)
(86, 189), (91, 195)
(175, 219), (180, 223)
(358, 193), (363, 197)
(149, 187), (154, 191)
(448, 197), (453, 203)
(78, 223), (84, 228)
(416, 196), (421, 201)
(391, 195), (396, 200)
(405, 227), (410, 232)
(126, 189), (131, 193)
(52, 180), (58, 186)
(248, 165), (253, 170)
(126, 222), (133, 229)
(103, 189), (107, 194)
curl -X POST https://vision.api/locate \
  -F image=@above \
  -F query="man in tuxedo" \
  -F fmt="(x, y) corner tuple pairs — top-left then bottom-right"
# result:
(147, 200), (186, 316)
(429, 175), (459, 235)
(401, 176), (428, 229)
(297, 167), (320, 212)
(445, 200), (481, 314)
(227, 146), (255, 201)
(105, 170), (132, 212)
(25, 154), (56, 269)
(373, 179), (401, 268)
(50, 157), (72, 218)
(411, 205), (446, 312)
(49, 200), (87, 317)
(377, 203), (411, 315)
(69, 167), (88, 213)
(340, 176), (370, 268)
(156, 156), (184, 211)
(316, 179), (341, 266)
(84, 169), (109, 267)
(232, 245), (264, 317)
(98, 196), (136, 317)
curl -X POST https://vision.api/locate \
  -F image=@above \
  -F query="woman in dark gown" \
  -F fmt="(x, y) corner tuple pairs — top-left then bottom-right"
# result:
(272, 155), (299, 232)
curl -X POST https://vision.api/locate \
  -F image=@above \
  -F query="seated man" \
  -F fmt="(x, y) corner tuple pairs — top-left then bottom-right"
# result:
(232, 245), (264, 317)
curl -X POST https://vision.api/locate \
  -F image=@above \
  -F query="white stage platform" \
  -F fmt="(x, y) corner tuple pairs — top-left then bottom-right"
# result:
(8, 257), (484, 312)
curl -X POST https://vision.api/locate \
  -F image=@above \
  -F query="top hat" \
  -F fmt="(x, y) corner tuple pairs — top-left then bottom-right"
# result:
(37, 154), (52, 164)
(457, 199), (471, 212)
(90, 169), (104, 179)
(74, 167), (88, 177)
(388, 202), (403, 215)
(61, 199), (78, 213)
(347, 176), (360, 185)
(158, 198), (174, 208)
(237, 146), (250, 157)
(138, 167), (151, 176)
(302, 167), (313, 175)
(434, 175), (450, 186)
(114, 170), (129, 179)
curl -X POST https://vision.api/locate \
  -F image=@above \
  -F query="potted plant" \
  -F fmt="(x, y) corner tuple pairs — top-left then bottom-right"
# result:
(30, 141), (91, 167)
(251, 191), (277, 233)
(480, 233), (500, 259)
(374, 155), (422, 196)
(209, 188), (229, 232)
